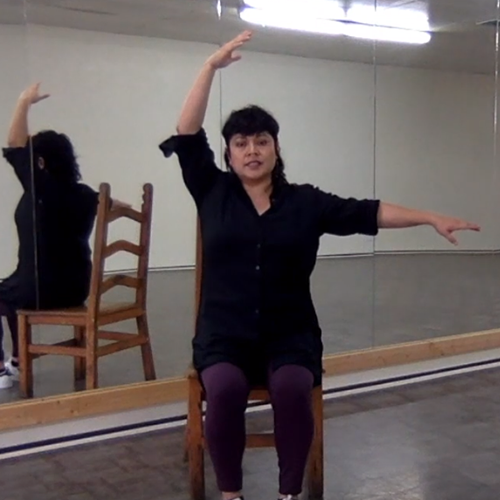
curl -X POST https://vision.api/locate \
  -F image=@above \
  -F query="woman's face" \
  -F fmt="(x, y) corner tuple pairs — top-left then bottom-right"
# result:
(227, 132), (278, 184)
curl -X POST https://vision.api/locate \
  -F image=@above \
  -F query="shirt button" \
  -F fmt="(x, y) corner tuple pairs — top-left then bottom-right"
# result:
(255, 265), (260, 271)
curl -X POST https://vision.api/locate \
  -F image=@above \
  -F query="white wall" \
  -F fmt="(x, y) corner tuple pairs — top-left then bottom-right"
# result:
(374, 66), (499, 252)
(21, 25), (222, 273)
(0, 25), (29, 279)
(0, 23), (498, 276)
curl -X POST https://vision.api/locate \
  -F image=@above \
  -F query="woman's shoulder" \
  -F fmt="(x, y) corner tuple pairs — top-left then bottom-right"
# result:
(286, 182), (325, 199)
(279, 183), (336, 214)
(76, 182), (97, 194)
(69, 182), (99, 205)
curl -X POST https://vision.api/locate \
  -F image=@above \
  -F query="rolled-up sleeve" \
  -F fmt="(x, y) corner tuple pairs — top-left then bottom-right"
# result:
(159, 128), (223, 207)
(2, 145), (38, 192)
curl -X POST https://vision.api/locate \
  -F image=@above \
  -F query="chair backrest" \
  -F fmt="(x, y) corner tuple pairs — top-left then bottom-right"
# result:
(86, 182), (153, 320)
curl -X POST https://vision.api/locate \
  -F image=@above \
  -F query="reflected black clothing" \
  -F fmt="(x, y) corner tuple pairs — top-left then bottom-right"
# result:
(0, 145), (98, 310)
(159, 129), (380, 386)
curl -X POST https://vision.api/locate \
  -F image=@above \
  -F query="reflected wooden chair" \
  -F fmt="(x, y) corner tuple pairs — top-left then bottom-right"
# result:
(185, 219), (324, 500)
(17, 182), (157, 397)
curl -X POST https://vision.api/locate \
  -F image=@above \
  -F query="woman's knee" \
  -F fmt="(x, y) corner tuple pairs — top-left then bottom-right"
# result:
(269, 365), (314, 407)
(201, 362), (250, 407)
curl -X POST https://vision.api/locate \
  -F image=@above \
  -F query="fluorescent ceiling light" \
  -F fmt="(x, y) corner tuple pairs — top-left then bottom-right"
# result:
(243, 0), (345, 20)
(239, 7), (431, 45)
(344, 23), (431, 44)
(240, 7), (344, 36)
(242, 0), (430, 31)
(346, 5), (430, 31)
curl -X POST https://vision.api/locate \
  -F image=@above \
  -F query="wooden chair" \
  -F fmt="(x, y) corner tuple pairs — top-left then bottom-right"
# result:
(17, 182), (157, 397)
(185, 219), (324, 500)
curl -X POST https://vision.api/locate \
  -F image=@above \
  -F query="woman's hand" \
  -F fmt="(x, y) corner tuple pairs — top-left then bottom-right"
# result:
(430, 214), (480, 245)
(7, 83), (49, 147)
(206, 30), (253, 70)
(176, 31), (253, 135)
(19, 82), (50, 106)
(377, 202), (480, 245)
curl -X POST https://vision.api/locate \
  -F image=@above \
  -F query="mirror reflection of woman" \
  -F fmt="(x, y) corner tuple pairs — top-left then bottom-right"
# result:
(0, 83), (100, 389)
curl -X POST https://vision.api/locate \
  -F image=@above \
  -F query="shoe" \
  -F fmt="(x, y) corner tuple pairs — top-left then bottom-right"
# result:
(5, 359), (19, 381)
(279, 496), (299, 500)
(0, 370), (13, 389)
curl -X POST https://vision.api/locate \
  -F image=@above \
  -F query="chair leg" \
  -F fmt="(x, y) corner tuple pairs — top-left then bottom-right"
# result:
(73, 326), (86, 383)
(188, 377), (205, 500)
(18, 315), (33, 398)
(183, 408), (190, 463)
(307, 386), (324, 500)
(137, 313), (156, 381)
(85, 324), (98, 390)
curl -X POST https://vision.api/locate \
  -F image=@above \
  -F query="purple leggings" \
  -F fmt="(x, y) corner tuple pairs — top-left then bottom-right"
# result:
(0, 301), (18, 363)
(201, 362), (314, 495)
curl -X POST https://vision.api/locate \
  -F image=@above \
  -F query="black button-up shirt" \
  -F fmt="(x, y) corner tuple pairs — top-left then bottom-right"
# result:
(160, 129), (380, 385)
(0, 146), (98, 310)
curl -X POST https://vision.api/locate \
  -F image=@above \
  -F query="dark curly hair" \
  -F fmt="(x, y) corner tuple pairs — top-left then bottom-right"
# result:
(221, 105), (288, 187)
(31, 130), (81, 184)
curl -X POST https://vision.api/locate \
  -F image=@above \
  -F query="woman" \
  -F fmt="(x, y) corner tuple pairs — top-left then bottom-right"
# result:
(1, 83), (101, 389)
(160, 31), (480, 500)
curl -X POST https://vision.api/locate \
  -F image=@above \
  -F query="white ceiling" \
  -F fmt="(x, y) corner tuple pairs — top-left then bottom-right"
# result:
(0, 0), (499, 74)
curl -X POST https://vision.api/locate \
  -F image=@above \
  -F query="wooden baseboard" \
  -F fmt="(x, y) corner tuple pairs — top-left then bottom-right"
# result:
(322, 328), (500, 375)
(1, 327), (500, 432)
(0, 377), (187, 432)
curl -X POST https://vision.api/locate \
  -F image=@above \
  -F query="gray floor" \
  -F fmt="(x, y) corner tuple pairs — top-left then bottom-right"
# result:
(2, 366), (500, 499)
(2, 253), (500, 403)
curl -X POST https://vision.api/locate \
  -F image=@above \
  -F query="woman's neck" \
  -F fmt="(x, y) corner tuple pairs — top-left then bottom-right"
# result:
(241, 177), (273, 198)
(241, 177), (273, 216)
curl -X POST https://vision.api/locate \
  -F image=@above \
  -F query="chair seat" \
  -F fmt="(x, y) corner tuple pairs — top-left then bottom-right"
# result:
(20, 301), (142, 316)
(18, 301), (144, 326)
(18, 305), (87, 318)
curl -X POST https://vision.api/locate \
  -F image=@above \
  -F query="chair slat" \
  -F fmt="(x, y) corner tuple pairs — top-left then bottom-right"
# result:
(97, 337), (146, 356)
(101, 274), (140, 294)
(107, 206), (143, 223)
(29, 342), (84, 357)
(104, 240), (141, 258)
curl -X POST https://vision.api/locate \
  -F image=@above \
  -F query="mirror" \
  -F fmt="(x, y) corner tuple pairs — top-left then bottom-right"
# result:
(0, 0), (496, 406)
(0, 0), (29, 404)
(373, 0), (500, 346)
